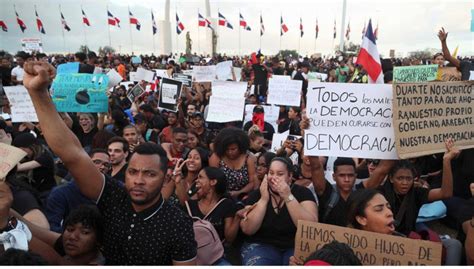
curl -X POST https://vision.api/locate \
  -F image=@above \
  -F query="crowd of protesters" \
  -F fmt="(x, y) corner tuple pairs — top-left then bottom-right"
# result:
(0, 27), (472, 265)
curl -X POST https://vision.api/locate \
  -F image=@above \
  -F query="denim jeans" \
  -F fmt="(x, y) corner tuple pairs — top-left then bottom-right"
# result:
(240, 242), (294, 265)
(213, 257), (232, 266)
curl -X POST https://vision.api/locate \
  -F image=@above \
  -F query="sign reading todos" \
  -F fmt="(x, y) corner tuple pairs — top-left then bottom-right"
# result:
(304, 82), (397, 159)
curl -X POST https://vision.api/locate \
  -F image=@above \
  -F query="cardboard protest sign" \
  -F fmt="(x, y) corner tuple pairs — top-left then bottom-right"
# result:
(21, 38), (43, 53)
(136, 67), (156, 83)
(57, 62), (80, 74)
(52, 73), (109, 113)
(308, 72), (328, 82)
(158, 78), (182, 112)
(304, 82), (397, 159)
(127, 84), (145, 102)
(244, 104), (280, 132)
(392, 81), (474, 159)
(0, 143), (27, 181)
(106, 69), (124, 88)
(393, 65), (438, 82)
(216, 61), (233, 81)
(3, 86), (38, 122)
(437, 67), (461, 81)
(193, 65), (216, 82)
(294, 220), (442, 266)
(206, 96), (245, 123)
(267, 78), (302, 107)
(173, 73), (193, 88)
(211, 81), (247, 98)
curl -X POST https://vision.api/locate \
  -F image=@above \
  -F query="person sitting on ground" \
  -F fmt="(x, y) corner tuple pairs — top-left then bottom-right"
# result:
(289, 240), (362, 266)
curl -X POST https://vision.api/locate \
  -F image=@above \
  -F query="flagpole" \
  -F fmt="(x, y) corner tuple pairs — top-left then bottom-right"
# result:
(339, 0), (347, 52)
(59, 5), (66, 54)
(152, 9), (156, 53)
(238, 10), (241, 56)
(279, 13), (282, 54)
(128, 6), (134, 54)
(198, 8), (201, 54)
(298, 17), (301, 56)
(259, 11), (262, 50)
(175, 4), (178, 54)
(107, 4), (112, 47)
(81, 5), (88, 52)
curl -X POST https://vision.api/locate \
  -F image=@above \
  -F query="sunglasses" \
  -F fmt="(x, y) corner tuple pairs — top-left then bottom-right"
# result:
(366, 159), (380, 165)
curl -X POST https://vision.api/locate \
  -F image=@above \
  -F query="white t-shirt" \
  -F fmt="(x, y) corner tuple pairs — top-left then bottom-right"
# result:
(11, 66), (24, 82)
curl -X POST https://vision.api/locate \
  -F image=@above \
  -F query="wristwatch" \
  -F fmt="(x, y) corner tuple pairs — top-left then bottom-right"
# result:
(285, 194), (295, 203)
(0, 217), (17, 233)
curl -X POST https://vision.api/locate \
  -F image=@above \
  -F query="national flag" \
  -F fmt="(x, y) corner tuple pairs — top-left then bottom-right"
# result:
(82, 9), (90, 26)
(129, 11), (141, 31)
(61, 12), (71, 31)
(333, 19), (336, 39)
(198, 13), (213, 30)
(315, 19), (319, 39)
(0, 21), (8, 32)
(355, 19), (383, 84)
(280, 16), (288, 36)
(452, 45), (459, 57)
(345, 21), (350, 40)
(239, 13), (251, 31)
(373, 23), (378, 40)
(15, 11), (27, 33)
(218, 12), (233, 29)
(176, 13), (184, 34)
(151, 11), (157, 35)
(300, 17), (303, 37)
(35, 8), (46, 34)
(260, 14), (265, 36)
(108, 10), (120, 27)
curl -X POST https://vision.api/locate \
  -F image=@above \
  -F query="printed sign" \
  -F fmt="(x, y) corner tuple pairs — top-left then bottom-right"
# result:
(51, 73), (109, 113)
(267, 78), (302, 107)
(158, 78), (182, 112)
(127, 84), (145, 102)
(393, 65), (438, 82)
(206, 96), (245, 123)
(21, 38), (43, 53)
(0, 143), (27, 181)
(392, 81), (474, 159)
(304, 82), (397, 159)
(3, 86), (38, 122)
(193, 65), (217, 82)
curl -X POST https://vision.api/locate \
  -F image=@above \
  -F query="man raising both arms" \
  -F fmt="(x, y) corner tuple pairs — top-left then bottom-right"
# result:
(22, 61), (197, 265)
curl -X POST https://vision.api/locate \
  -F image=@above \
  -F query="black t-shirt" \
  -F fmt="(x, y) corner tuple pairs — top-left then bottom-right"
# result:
(243, 121), (275, 141)
(10, 185), (42, 215)
(112, 164), (128, 183)
(243, 184), (316, 249)
(460, 60), (474, 81)
(72, 124), (98, 150)
(452, 148), (474, 199)
(252, 64), (268, 87)
(0, 66), (12, 86)
(32, 149), (57, 193)
(186, 198), (236, 241)
(318, 180), (364, 227)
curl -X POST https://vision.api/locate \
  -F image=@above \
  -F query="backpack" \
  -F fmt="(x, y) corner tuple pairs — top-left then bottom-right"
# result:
(322, 185), (340, 223)
(185, 199), (225, 265)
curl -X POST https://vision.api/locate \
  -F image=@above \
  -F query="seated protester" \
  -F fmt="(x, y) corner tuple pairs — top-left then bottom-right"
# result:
(209, 127), (257, 200)
(248, 126), (266, 156)
(174, 167), (240, 265)
(277, 106), (301, 136)
(289, 241), (362, 266)
(161, 127), (189, 169)
(159, 111), (180, 144)
(12, 133), (56, 196)
(122, 125), (141, 153)
(45, 149), (111, 233)
(107, 137), (129, 183)
(134, 113), (159, 143)
(255, 152), (276, 187)
(187, 130), (207, 150)
(69, 113), (99, 151)
(139, 104), (166, 134)
(243, 106), (275, 144)
(188, 112), (214, 149)
(0, 249), (48, 265)
(239, 157), (317, 265)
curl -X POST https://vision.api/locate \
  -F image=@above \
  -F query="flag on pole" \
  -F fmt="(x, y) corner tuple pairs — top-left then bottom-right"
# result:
(15, 11), (27, 33)
(61, 12), (71, 31)
(82, 9), (90, 26)
(452, 45), (459, 57)
(333, 19), (336, 39)
(151, 11), (157, 35)
(300, 17), (304, 37)
(260, 14), (265, 36)
(218, 12), (233, 29)
(361, 21), (366, 39)
(239, 13), (251, 31)
(345, 21), (350, 40)
(198, 13), (213, 30)
(35, 8), (46, 34)
(129, 11), (141, 31)
(280, 16), (288, 36)
(373, 23), (379, 40)
(315, 19), (319, 39)
(356, 19), (383, 84)
(176, 13), (185, 34)
(0, 21), (8, 32)
(108, 10), (120, 27)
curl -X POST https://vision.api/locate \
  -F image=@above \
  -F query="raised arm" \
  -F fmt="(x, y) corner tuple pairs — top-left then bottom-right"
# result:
(22, 61), (103, 200)
(309, 156), (327, 196)
(438, 27), (460, 69)
(428, 138), (458, 202)
(362, 160), (396, 189)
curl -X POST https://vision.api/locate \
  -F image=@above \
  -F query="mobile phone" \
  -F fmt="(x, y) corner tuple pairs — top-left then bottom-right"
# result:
(188, 182), (199, 197)
(287, 135), (298, 141)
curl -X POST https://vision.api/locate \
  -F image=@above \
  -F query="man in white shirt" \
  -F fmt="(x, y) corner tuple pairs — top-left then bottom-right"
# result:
(11, 54), (27, 85)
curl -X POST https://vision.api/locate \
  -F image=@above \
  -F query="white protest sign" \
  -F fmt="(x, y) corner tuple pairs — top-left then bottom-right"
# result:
(161, 83), (178, 104)
(304, 82), (397, 159)
(0, 143), (27, 180)
(267, 78), (302, 107)
(136, 67), (156, 83)
(234, 67), (242, 82)
(244, 104), (280, 132)
(216, 61), (233, 81)
(270, 130), (289, 152)
(470, 71), (474, 80)
(155, 69), (170, 79)
(106, 68), (123, 88)
(212, 81), (247, 98)
(193, 65), (216, 82)
(129, 72), (139, 82)
(182, 69), (194, 76)
(21, 38), (43, 53)
(308, 72), (328, 82)
(206, 96), (245, 123)
(272, 75), (290, 80)
(3, 86), (38, 122)
(93, 67), (104, 74)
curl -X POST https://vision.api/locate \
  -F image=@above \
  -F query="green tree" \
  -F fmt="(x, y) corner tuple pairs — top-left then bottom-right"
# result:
(78, 45), (90, 54)
(98, 46), (116, 56)
(277, 50), (299, 59)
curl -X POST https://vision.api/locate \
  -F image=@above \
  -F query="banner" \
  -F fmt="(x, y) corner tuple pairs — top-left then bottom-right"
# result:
(158, 78), (182, 112)
(127, 84), (145, 102)
(304, 82), (397, 159)
(51, 73), (109, 113)
(392, 81), (474, 159)
(193, 65), (216, 82)
(216, 61), (233, 81)
(206, 96), (245, 123)
(3, 86), (38, 122)
(0, 143), (27, 180)
(267, 78), (302, 106)
(393, 65), (438, 82)
(211, 81), (247, 98)
(294, 220), (442, 266)
(21, 38), (43, 53)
